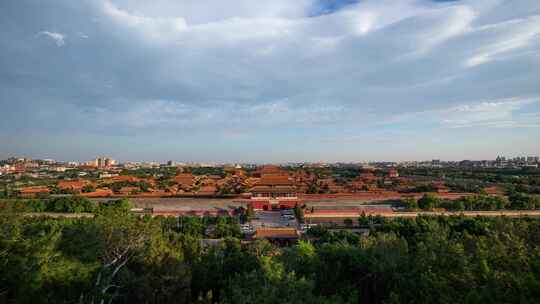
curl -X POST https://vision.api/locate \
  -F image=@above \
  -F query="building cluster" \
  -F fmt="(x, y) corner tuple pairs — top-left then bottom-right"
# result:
(396, 156), (539, 169)
(87, 157), (116, 168)
(8, 160), (456, 200)
(0, 156), (117, 178)
(3, 154), (539, 177)
(494, 156), (540, 168)
(3, 154), (537, 200)
(0, 158), (65, 176)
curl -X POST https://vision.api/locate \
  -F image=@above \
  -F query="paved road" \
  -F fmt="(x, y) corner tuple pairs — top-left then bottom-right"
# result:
(20, 212), (94, 218)
(305, 210), (540, 219)
(392, 210), (540, 217)
(251, 211), (298, 228)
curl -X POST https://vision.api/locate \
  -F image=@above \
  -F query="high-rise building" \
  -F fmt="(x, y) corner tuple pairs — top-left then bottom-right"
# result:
(94, 157), (116, 168)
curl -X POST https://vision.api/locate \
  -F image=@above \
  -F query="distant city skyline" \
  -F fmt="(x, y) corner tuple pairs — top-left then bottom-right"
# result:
(1, 0), (539, 162)
(1, 154), (539, 165)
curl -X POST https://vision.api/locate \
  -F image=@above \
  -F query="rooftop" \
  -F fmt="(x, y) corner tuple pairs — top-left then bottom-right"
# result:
(254, 228), (299, 239)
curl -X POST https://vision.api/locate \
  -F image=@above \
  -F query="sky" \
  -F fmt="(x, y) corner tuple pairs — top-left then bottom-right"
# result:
(0, 0), (539, 163)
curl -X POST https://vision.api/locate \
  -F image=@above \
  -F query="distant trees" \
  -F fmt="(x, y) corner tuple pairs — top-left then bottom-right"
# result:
(402, 193), (538, 212)
(508, 191), (540, 209)
(401, 196), (419, 210)
(0, 185), (11, 198)
(109, 181), (151, 193)
(401, 184), (437, 193)
(358, 213), (369, 226)
(185, 167), (225, 177)
(98, 198), (133, 213)
(48, 196), (97, 213)
(418, 194), (440, 210)
(0, 197), (137, 214)
(82, 184), (95, 193)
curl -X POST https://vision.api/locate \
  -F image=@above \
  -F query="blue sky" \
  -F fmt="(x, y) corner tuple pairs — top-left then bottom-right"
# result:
(309, 0), (359, 16)
(0, 0), (539, 163)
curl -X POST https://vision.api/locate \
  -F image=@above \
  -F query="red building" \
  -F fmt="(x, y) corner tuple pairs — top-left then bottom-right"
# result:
(249, 166), (299, 210)
(388, 169), (399, 178)
(19, 186), (50, 198)
(173, 173), (195, 190)
(253, 228), (299, 245)
(57, 180), (90, 193)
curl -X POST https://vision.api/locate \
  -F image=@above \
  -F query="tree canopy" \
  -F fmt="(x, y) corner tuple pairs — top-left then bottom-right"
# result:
(1, 203), (540, 304)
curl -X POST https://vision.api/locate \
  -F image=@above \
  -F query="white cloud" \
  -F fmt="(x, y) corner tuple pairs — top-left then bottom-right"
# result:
(465, 16), (540, 67)
(86, 99), (348, 130)
(85, 1), (540, 115)
(102, 0), (187, 41)
(9, 0), (539, 160)
(103, 0), (312, 24)
(390, 97), (540, 129)
(38, 31), (65, 46)
(441, 98), (531, 127)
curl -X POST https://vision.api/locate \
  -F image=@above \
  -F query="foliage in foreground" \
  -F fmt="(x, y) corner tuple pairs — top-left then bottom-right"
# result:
(1, 210), (540, 304)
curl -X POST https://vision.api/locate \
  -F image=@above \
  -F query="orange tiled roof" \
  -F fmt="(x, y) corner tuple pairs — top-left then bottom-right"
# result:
(484, 186), (504, 195)
(260, 165), (283, 175)
(81, 188), (113, 197)
(58, 180), (88, 190)
(118, 186), (140, 193)
(173, 174), (195, 185)
(108, 175), (141, 183)
(251, 185), (296, 193)
(19, 186), (50, 194)
(258, 175), (293, 186)
(254, 228), (298, 239)
(198, 185), (218, 193)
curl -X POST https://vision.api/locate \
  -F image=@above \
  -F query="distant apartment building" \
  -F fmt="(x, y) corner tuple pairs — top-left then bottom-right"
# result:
(53, 167), (67, 172)
(93, 157), (116, 168)
(526, 156), (539, 163)
(99, 172), (119, 179)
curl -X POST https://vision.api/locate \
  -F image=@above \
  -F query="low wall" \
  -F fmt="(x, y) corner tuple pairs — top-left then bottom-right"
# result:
(300, 192), (475, 202)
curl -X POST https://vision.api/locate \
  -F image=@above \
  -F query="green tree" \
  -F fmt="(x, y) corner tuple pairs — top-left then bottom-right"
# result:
(402, 196), (419, 211)
(418, 194), (440, 210)
(82, 184), (95, 193)
(246, 204), (256, 221)
(294, 204), (305, 224)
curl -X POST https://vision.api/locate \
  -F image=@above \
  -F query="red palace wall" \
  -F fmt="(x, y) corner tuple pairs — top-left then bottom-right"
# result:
(249, 200), (299, 210)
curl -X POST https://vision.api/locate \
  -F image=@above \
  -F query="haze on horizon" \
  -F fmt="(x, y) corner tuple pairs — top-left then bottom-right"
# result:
(1, 0), (539, 163)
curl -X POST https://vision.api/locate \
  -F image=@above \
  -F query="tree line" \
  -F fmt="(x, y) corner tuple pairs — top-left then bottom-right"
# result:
(0, 196), (132, 214)
(401, 192), (540, 211)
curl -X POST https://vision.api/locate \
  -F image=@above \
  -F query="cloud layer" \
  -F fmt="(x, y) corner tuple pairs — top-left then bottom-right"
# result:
(0, 0), (539, 162)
